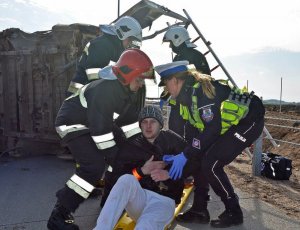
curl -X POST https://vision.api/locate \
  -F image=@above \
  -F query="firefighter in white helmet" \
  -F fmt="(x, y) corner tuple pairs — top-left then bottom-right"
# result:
(47, 49), (155, 230)
(163, 26), (210, 75)
(67, 16), (143, 96)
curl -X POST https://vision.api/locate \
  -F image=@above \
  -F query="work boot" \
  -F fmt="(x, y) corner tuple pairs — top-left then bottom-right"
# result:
(210, 209), (243, 228)
(176, 208), (210, 224)
(47, 204), (79, 230)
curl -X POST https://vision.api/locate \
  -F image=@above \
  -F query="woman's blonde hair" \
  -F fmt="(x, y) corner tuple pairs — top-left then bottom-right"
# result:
(172, 70), (216, 99)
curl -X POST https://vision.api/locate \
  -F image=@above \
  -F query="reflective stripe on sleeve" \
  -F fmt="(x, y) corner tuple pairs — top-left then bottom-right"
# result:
(86, 68), (100, 81)
(67, 81), (84, 94)
(66, 174), (95, 199)
(56, 124), (88, 138)
(92, 132), (116, 150)
(83, 42), (90, 55)
(79, 84), (89, 108)
(121, 122), (141, 138)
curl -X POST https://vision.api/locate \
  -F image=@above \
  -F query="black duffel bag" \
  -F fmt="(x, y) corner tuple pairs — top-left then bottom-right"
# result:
(261, 152), (292, 180)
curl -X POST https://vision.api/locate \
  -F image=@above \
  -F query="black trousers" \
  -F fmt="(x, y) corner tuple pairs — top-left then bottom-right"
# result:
(193, 118), (264, 210)
(56, 133), (107, 212)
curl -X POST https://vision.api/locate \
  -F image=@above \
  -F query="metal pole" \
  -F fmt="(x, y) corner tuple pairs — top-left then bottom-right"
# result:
(279, 77), (282, 113)
(247, 80), (248, 91)
(118, 0), (120, 17)
(252, 132), (263, 176)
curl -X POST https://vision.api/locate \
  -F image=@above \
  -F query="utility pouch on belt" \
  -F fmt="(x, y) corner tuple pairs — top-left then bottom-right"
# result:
(220, 87), (254, 134)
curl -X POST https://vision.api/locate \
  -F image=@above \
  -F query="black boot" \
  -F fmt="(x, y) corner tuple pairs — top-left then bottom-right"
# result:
(210, 208), (243, 228)
(176, 208), (210, 223)
(47, 204), (79, 230)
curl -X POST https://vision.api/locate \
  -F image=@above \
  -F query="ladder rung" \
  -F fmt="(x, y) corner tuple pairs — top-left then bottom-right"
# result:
(204, 50), (210, 56)
(211, 65), (220, 72)
(192, 36), (200, 43)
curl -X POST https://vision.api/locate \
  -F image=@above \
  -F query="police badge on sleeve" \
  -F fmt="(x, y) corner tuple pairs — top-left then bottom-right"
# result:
(201, 106), (214, 122)
(192, 138), (201, 149)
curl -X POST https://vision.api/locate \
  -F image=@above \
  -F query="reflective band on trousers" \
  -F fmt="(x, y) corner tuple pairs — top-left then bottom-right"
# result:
(86, 68), (100, 81)
(67, 81), (84, 94)
(66, 174), (95, 199)
(56, 124), (88, 138)
(92, 132), (116, 150)
(121, 122), (141, 138)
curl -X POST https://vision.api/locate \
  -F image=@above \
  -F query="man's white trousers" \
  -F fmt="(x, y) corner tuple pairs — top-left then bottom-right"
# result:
(94, 174), (175, 230)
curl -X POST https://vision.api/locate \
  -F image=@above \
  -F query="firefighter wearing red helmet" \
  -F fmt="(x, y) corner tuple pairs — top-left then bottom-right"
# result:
(47, 49), (154, 230)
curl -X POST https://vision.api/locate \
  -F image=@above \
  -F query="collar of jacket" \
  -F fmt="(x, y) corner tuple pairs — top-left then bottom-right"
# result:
(176, 76), (195, 105)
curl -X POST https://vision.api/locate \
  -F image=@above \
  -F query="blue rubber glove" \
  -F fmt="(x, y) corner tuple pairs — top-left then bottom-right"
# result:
(159, 99), (166, 109)
(165, 152), (187, 180)
(162, 154), (174, 163)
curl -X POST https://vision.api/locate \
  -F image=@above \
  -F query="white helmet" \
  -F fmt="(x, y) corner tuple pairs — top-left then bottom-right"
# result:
(163, 26), (196, 48)
(100, 16), (142, 42)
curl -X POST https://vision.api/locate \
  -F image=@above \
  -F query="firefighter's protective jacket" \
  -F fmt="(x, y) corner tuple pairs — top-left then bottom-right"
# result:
(103, 130), (187, 204)
(174, 46), (211, 75)
(69, 34), (124, 93)
(176, 79), (265, 160)
(55, 78), (142, 156)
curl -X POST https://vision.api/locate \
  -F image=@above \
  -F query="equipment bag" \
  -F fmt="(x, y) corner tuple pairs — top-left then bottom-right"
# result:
(261, 152), (292, 180)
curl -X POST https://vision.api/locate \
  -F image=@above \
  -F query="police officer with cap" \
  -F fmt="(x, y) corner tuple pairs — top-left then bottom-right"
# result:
(155, 61), (265, 228)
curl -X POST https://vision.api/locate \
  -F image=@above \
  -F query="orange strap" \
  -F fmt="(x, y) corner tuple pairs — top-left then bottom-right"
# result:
(132, 168), (142, 180)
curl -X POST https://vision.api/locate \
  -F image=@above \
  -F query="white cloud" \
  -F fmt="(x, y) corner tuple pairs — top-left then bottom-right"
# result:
(0, 17), (21, 28)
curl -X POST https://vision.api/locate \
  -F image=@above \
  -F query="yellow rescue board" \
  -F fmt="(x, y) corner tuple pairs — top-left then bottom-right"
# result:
(113, 185), (194, 230)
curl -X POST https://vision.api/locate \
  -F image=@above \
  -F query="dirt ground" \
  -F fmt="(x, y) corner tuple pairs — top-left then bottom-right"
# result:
(226, 109), (300, 220)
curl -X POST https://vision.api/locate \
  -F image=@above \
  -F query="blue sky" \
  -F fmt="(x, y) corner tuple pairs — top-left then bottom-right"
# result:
(1, 0), (300, 101)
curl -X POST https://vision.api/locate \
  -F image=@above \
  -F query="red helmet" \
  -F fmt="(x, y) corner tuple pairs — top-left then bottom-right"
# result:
(112, 49), (154, 85)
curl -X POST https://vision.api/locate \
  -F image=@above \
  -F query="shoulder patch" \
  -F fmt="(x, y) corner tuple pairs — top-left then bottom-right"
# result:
(201, 106), (214, 122)
(192, 138), (201, 150)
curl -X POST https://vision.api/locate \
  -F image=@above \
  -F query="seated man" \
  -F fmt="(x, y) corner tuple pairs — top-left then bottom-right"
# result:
(93, 105), (187, 230)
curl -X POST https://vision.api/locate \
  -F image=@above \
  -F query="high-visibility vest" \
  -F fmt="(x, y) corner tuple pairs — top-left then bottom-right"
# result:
(179, 82), (253, 134)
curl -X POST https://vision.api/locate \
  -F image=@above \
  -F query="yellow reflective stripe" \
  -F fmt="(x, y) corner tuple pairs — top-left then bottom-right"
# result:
(169, 99), (176, 105)
(121, 122), (141, 138)
(66, 180), (90, 199)
(86, 68), (100, 81)
(179, 82), (206, 132)
(96, 140), (116, 149)
(56, 124), (88, 138)
(69, 174), (94, 192)
(67, 81), (84, 94)
(192, 95), (202, 123)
